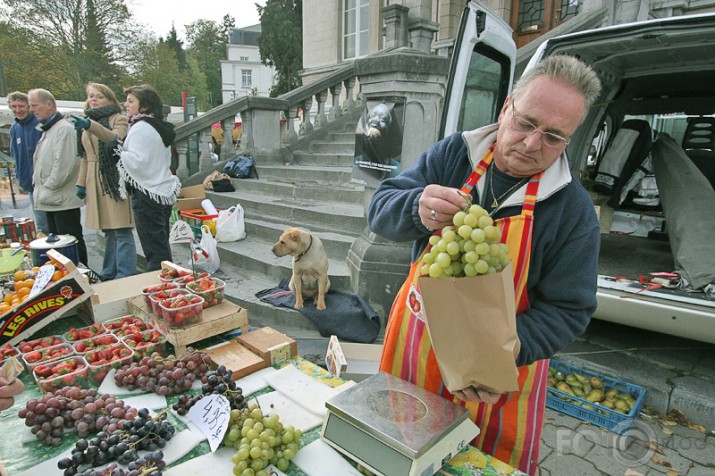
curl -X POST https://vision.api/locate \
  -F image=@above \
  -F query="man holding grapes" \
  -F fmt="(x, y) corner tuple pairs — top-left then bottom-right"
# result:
(367, 55), (602, 475)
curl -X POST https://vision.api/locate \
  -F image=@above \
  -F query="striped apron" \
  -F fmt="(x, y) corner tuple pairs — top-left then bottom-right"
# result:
(379, 147), (548, 475)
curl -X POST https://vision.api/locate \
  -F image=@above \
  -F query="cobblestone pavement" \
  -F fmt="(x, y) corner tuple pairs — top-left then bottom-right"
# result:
(539, 408), (714, 475)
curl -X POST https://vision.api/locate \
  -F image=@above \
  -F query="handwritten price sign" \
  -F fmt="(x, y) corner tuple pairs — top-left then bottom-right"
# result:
(187, 394), (231, 452)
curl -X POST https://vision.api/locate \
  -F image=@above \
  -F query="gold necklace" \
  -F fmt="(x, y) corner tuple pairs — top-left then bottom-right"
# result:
(489, 166), (528, 208)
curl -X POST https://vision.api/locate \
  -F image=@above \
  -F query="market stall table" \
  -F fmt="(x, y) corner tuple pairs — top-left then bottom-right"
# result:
(0, 317), (526, 476)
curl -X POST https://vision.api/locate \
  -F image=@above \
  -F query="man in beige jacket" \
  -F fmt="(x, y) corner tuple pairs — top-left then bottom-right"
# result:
(28, 88), (87, 264)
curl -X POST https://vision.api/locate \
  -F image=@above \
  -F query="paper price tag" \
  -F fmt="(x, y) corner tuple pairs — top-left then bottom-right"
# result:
(268, 343), (291, 365)
(187, 394), (231, 452)
(29, 265), (55, 298)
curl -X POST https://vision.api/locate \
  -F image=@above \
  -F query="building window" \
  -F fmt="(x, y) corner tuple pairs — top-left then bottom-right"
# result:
(242, 69), (252, 88)
(239, 56), (249, 61)
(343, 0), (369, 60)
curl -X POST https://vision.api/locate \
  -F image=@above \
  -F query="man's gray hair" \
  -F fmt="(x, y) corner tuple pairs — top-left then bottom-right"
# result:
(512, 55), (602, 113)
(7, 91), (28, 102)
(28, 88), (57, 105)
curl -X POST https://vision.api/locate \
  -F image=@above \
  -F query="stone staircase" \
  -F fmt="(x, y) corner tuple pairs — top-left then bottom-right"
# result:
(183, 118), (371, 339)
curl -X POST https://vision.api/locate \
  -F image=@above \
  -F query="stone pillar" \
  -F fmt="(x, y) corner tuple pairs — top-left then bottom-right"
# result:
(315, 90), (328, 127)
(342, 77), (356, 114)
(299, 97), (314, 136)
(383, 4), (409, 49)
(222, 117), (235, 157)
(284, 105), (299, 143)
(348, 49), (450, 317)
(174, 140), (190, 180)
(329, 84), (343, 121)
(198, 130), (214, 172)
(242, 107), (282, 155)
(408, 19), (439, 53)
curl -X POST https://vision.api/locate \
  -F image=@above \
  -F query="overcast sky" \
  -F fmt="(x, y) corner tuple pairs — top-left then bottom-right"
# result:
(130, 0), (266, 39)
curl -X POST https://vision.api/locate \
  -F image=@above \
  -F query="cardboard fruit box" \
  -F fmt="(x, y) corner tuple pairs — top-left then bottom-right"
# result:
(173, 184), (206, 211)
(0, 250), (93, 347)
(203, 340), (267, 380)
(236, 326), (297, 366)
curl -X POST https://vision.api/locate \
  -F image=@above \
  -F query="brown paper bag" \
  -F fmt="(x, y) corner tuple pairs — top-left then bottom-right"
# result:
(418, 262), (520, 394)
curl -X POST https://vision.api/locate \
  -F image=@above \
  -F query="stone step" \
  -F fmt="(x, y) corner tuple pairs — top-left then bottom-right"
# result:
(292, 151), (355, 167)
(256, 164), (354, 183)
(205, 188), (367, 236)
(310, 139), (355, 154)
(239, 218), (355, 259)
(209, 178), (364, 204)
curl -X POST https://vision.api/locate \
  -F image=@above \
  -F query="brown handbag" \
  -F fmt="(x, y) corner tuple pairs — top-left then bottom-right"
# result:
(203, 171), (231, 190)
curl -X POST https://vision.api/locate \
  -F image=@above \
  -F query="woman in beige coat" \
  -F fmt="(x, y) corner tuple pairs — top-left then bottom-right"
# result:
(74, 82), (136, 280)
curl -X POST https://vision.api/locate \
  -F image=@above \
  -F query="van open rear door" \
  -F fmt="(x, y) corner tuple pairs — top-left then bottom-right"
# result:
(441, 1), (517, 139)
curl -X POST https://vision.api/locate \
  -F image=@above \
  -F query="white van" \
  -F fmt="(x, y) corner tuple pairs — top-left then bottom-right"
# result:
(445, 3), (715, 343)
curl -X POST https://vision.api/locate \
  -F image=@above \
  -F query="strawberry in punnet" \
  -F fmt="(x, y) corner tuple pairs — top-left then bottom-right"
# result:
(73, 334), (118, 353)
(34, 356), (88, 391)
(1, 343), (19, 359)
(121, 330), (166, 360)
(186, 277), (225, 308)
(64, 323), (104, 342)
(23, 344), (72, 364)
(18, 336), (64, 353)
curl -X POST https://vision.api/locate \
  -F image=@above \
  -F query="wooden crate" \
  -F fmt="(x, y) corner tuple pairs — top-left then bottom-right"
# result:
(127, 296), (249, 355)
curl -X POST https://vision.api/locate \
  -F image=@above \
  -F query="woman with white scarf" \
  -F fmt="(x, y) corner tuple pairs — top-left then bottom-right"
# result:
(117, 84), (181, 271)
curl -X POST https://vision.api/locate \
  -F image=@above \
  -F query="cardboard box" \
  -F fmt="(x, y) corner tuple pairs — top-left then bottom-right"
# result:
(203, 340), (267, 380)
(338, 341), (382, 382)
(90, 271), (163, 322)
(128, 296), (249, 356)
(0, 250), (93, 347)
(173, 184), (205, 211)
(236, 327), (297, 366)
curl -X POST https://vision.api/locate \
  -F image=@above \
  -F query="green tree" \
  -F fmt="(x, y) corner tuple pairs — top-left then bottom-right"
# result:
(183, 55), (210, 110)
(221, 14), (235, 42)
(256, 0), (302, 96)
(185, 19), (226, 108)
(136, 41), (184, 106)
(0, 0), (134, 99)
(164, 25), (186, 71)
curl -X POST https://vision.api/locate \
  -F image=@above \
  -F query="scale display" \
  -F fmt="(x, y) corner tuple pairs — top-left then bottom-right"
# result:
(321, 372), (479, 476)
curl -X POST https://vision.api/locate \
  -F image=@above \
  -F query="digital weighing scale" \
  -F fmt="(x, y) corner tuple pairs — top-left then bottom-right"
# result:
(321, 372), (479, 476)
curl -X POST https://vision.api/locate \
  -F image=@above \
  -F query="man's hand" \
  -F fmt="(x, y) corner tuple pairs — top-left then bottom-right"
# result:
(76, 185), (86, 200)
(71, 115), (90, 131)
(453, 385), (503, 405)
(0, 368), (25, 412)
(419, 184), (471, 231)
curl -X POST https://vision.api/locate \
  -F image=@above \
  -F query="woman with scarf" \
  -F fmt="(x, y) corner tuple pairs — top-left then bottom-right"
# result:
(73, 82), (135, 280)
(117, 84), (181, 271)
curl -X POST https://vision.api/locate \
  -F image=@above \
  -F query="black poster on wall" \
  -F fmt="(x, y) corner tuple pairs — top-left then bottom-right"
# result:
(351, 97), (406, 187)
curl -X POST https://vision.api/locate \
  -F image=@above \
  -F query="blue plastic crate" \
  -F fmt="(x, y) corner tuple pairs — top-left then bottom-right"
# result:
(546, 359), (646, 432)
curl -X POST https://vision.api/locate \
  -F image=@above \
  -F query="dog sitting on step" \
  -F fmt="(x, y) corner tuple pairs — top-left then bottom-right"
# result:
(271, 227), (330, 310)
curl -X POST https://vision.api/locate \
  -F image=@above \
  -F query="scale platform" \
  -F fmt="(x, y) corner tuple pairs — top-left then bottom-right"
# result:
(321, 372), (479, 476)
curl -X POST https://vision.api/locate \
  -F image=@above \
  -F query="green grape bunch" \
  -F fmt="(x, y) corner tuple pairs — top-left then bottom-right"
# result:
(420, 204), (511, 278)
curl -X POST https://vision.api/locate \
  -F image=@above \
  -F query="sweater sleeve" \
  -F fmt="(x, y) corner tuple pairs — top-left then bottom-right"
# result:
(120, 122), (160, 167)
(368, 133), (468, 243)
(514, 186), (599, 366)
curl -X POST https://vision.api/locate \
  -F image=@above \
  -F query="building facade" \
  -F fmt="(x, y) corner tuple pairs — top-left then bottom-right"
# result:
(221, 24), (277, 103)
(301, 0), (715, 85)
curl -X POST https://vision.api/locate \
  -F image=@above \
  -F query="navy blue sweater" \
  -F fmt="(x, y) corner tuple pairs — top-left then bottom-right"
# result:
(10, 114), (42, 193)
(368, 131), (599, 367)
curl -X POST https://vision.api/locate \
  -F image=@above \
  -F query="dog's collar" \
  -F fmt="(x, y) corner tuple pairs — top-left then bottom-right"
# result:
(295, 234), (313, 262)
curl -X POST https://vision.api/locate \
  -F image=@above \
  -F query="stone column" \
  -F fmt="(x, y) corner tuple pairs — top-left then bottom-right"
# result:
(222, 117), (235, 157)
(408, 19), (439, 54)
(329, 84), (343, 121)
(198, 130), (214, 172)
(315, 90), (328, 128)
(348, 49), (450, 317)
(383, 4), (409, 49)
(174, 140), (190, 180)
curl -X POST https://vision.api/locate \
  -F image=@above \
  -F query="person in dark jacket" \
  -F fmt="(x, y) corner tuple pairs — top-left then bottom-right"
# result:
(117, 84), (181, 271)
(8, 91), (48, 233)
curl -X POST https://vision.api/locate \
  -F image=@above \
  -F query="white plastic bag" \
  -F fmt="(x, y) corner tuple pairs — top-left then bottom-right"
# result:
(194, 225), (220, 274)
(216, 205), (247, 242)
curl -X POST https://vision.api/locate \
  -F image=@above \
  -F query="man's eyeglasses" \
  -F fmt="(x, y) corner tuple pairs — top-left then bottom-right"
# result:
(510, 99), (570, 148)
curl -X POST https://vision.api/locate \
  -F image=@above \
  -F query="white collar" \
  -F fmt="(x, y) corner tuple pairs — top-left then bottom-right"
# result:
(461, 124), (572, 208)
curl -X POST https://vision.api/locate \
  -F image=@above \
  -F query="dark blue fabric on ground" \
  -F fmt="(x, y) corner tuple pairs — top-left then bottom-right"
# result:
(255, 279), (380, 343)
